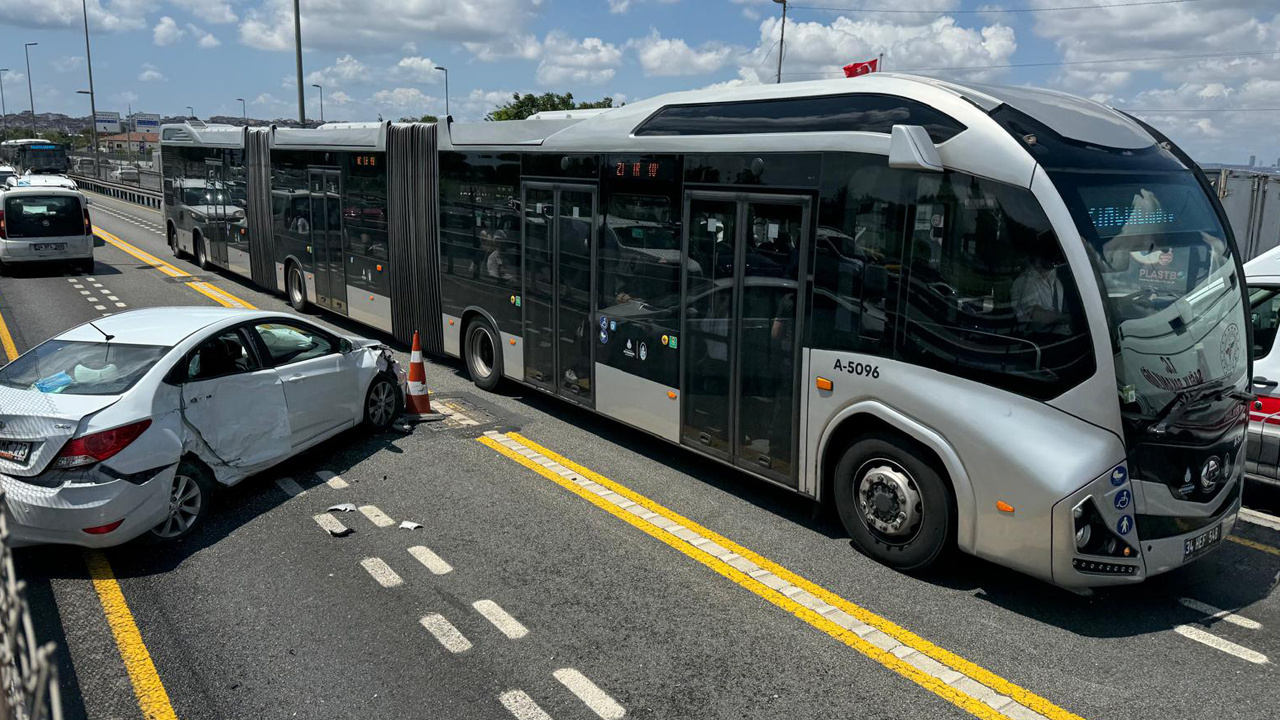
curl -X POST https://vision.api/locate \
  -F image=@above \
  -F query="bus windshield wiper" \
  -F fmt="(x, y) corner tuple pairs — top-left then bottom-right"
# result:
(1147, 378), (1239, 437)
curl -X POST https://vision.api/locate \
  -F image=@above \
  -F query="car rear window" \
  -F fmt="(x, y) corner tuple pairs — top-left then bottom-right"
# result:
(0, 340), (168, 396)
(3, 195), (84, 238)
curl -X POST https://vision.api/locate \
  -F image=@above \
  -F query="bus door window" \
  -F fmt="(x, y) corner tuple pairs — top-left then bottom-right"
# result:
(522, 187), (557, 389)
(682, 198), (738, 455)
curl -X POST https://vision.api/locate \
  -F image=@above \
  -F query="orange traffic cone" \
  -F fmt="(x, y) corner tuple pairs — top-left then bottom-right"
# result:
(404, 331), (444, 422)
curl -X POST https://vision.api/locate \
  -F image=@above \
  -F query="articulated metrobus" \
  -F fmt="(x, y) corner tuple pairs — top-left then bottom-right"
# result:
(1, 139), (71, 175)
(161, 74), (1248, 591)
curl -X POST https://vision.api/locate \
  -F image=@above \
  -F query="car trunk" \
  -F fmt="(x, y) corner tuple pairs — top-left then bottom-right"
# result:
(0, 386), (119, 477)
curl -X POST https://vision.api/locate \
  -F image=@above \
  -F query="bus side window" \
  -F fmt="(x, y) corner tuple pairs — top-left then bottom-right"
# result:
(808, 154), (911, 356)
(898, 171), (1095, 400)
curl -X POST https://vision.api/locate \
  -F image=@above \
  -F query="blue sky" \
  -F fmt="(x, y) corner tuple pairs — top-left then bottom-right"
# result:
(1, 0), (1277, 163)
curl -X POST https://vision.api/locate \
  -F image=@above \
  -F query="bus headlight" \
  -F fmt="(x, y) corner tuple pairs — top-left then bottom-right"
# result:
(1073, 498), (1136, 558)
(1074, 524), (1092, 549)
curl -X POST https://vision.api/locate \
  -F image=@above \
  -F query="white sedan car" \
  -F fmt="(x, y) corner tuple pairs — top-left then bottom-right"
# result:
(0, 307), (405, 547)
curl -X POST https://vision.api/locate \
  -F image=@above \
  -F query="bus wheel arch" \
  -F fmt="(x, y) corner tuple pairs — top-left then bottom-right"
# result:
(818, 407), (976, 559)
(462, 311), (503, 391)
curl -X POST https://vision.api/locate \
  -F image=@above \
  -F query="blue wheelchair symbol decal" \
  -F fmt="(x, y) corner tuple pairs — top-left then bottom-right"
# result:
(1114, 489), (1131, 510)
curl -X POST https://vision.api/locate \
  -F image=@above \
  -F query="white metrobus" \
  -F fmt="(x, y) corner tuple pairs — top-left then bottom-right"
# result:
(160, 75), (1249, 591)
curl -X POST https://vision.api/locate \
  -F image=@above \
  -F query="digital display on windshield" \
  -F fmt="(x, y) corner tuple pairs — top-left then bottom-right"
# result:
(1088, 205), (1177, 230)
(29, 145), (58, 150)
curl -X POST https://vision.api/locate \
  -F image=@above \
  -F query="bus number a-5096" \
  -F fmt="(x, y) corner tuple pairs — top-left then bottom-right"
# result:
(833, 359), (880, 378)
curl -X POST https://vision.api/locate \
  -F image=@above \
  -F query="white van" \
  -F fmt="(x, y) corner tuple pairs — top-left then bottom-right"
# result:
(0, 186), (95, 274)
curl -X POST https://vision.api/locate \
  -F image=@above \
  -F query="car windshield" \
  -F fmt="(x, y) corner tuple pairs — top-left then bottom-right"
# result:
(1053, 170), (1247, 417)
(3, 195), (84, 238)
(0, 340), (168, 396)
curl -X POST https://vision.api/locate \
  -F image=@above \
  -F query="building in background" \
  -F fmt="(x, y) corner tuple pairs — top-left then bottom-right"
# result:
(102, 131), (158, 154)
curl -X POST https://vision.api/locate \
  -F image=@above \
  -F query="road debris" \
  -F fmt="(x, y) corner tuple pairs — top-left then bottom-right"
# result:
(327, 503), (358, 513)
(399, 521), (423, 530)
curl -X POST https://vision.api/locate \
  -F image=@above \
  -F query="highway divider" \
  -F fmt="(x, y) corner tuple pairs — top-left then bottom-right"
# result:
(69, 174), (162, 211)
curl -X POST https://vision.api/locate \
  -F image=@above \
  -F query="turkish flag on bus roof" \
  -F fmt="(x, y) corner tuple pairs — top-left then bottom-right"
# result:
(843, 59), (879, 78)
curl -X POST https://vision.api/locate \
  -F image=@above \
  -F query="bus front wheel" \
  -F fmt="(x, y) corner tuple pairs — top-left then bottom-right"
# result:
(833, 433), (955, 573)
(465, 318), (503, 391)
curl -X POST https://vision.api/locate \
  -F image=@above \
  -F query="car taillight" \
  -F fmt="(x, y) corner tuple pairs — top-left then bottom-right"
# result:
(84, 207), (92, 235)
(55, 420), (152, 469)
(0, 209), (6, 240)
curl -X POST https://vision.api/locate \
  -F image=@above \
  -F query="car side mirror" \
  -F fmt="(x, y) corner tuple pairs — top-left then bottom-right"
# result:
(889, 125), (944, 173)
(339, 338), (355, 353)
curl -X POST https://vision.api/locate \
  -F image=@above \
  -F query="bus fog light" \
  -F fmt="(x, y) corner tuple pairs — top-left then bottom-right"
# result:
(1075, 524), (1092, 549)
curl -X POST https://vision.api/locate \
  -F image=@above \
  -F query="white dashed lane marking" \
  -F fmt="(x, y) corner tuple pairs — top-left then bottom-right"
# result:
(1178, 598), (1263, 630)
(313, 513), (348, 536)
(419, 613), (472, 654)
(89, 200), (164, 234)
(1174, 625), (1268, 664)
(553, 668), (625, 720)
(359, 504), (394, 528)
(499, 690), (553, 720)
(67, 273), (126, 316)
(316, 470), (349, 489)
(408, 546), (453, 575)
(360, 557), (403, 589)
(472, 599), (529, 640)
(274, 477), (305, 497)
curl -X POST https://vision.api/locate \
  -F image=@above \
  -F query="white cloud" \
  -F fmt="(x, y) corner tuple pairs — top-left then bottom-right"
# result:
(458, 88), (521, 119)
(169, 0), (236, 24)
(0, 0), (154, 33)
(328, 90), (353, 106)
(53, 56), (85, 73)
(608, 0), (631, 13)
(464, 33), (543, 62)
(153, 16), (185, 46)
(370, 87), (440, 115)
(632, 30), (736, 77)
(305, 55), (372, 89)
(392, 57), (444, 85)
(138, 63), (166, 82)
(239, 0), (542, 52)
(188, 23), (221, 48)
(537, 32), (623, 85)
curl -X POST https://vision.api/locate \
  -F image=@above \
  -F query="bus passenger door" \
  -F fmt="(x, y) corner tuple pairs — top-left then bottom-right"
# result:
(520, 183), (597, 406)
(205, 159), (229, 267)
(681, 193), (808, 487)
(308, 169), (347, 313)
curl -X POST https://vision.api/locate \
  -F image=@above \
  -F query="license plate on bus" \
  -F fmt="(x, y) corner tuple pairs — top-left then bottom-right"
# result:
(33, 243), (66, 252)
(1183, 523), (1222, 563)
(0, 440), (31, 463)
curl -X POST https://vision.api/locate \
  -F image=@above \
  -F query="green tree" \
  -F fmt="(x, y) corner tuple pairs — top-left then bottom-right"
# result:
(398, 115), (439, 123)
(485, 92), (616, 122)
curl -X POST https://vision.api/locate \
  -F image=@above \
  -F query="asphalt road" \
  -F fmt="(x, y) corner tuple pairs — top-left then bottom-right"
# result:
(2, 192), (1279, 720)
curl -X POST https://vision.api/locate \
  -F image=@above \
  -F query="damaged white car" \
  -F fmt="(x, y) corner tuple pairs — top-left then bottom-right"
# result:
(0, 307), (405, 547)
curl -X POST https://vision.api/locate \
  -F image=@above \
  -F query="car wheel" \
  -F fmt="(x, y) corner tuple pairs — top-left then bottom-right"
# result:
(77, 258), (95, 274)
(287, 264), (309, 311)
(193, 233), (209, 270)
(150, 460), (214, 542)
(168, 225), (183, 258)
(833, 433), (955, 572)
(363, 373), (402, 430)
(465, 318), (503, 391)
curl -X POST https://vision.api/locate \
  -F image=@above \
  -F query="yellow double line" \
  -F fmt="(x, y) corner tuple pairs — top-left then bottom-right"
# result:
(92, 226), (257, 310)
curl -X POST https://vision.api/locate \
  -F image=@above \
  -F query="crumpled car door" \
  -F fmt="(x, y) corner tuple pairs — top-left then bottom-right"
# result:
(181, 367), (291, 469)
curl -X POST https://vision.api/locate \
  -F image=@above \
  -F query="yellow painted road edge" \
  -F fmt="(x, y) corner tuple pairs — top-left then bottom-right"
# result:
(480, 434), (1074, 720)
(0, 303), (17, 361)
(85, 551), (179, 720)
(1228, 535), (1280, 557)
(92, 226), (257, 310)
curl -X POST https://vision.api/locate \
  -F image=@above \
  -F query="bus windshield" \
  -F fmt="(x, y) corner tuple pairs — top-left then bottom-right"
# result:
(1054, 170), (1247, 418)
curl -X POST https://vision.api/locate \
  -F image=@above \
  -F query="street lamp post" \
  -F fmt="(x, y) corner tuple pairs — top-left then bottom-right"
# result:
(293, 0), (305, 125)
(434, 66), (449, 119)
(237, 97), (246, 122)
(0, 69), (9, 140)
(312, 84), (324, 124)
(773, 0), (787, 84)
(80, 0), (101, 177)
(24, 42), (37, 136)
(186, 106), (194, 119)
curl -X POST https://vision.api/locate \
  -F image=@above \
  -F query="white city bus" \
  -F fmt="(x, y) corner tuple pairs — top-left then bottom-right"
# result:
(161, 75), (1248, 590)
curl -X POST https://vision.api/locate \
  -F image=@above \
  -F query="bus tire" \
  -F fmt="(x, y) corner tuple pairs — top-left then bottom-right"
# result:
(833, 433), (955, 573)
(464, 318), (503, 391)
(168, 224), (183, 258)
(286, 263), (309, 312)
(193, 232), (209, 270)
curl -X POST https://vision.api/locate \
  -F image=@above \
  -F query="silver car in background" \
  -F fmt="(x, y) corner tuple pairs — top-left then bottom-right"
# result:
(0, 186), (95, 274)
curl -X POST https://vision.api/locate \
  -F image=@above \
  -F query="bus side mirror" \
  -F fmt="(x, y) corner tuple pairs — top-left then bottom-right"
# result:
(889, 125), (943, 173)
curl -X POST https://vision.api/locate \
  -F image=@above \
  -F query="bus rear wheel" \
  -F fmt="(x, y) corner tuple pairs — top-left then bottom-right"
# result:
(465, 318), (503, 391)
(833, 433), (954, 573)
(287, 264), (309, 312)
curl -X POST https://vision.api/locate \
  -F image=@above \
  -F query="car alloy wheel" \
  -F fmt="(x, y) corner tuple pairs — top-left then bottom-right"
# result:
(152, 472), (203, 539)
(367, 378), (397, 428)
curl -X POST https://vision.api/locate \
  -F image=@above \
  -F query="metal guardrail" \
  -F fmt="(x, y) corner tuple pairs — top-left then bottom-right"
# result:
(68, 173), (162, 211)
(0, 490), (63, 720)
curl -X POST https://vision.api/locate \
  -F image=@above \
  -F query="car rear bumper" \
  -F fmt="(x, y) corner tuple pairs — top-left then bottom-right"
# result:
(0, 236), (93, 263)
(0, 466), (173, 548)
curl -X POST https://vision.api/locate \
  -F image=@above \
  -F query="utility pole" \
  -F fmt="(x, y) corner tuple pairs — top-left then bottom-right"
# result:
(24, 43), (38, 136)
(774, 0), (787, 84)
(0, 69), (9, 140)
(293, 0), (305, 125)
(312, 84), (324, 123)
(435, 66), (450, 118)
(186, 106), (194, 119)
(127, 102), (135, 168)
(81, 0), (100, 178)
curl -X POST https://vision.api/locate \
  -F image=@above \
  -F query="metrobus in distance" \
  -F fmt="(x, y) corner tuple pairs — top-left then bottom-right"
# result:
(160, 75), (1248, 591)
(0, 139), (71, 175)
